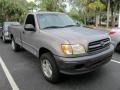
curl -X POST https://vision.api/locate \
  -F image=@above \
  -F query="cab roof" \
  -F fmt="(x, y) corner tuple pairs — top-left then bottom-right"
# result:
(28, 11), (64, 15)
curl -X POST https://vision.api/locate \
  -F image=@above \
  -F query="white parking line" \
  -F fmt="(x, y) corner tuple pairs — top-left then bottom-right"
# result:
(0, 56), (19, 90)
(111, 59), (120, 64)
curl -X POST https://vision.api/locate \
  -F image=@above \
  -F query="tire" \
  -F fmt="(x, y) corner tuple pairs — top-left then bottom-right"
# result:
(115, 44), (120, 52)
(11, 37), (20, 52)
(40, 52), (60, 83)
(2, 35), (6, 43)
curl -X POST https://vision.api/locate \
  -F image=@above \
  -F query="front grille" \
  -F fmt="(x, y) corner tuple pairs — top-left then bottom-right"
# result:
(88, 38), (110, 52)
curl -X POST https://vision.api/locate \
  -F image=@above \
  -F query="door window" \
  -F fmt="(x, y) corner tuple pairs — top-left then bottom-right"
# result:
(25, 14), (35, 27)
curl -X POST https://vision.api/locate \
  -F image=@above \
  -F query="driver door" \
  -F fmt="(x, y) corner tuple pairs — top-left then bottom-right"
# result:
(22, 14), (38, 56)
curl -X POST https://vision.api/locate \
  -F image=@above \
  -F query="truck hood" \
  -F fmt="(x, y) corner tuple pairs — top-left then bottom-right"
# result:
(43, 27), (108, 45)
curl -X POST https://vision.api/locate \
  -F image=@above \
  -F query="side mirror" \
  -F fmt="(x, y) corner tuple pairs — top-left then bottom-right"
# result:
(24, 24), (35, 31)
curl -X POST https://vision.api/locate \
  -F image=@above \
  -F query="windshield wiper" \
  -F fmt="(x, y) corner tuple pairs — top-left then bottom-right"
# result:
(43, 26), (63, 29)
(63, 24), (76, 28)
(43, 25), (77, 29)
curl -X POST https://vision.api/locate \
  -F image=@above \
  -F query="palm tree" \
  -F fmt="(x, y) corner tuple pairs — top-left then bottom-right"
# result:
(102, 0), (120, 27)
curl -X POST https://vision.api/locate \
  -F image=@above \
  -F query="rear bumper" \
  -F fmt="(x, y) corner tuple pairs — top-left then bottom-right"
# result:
(54, 45), (114, 75)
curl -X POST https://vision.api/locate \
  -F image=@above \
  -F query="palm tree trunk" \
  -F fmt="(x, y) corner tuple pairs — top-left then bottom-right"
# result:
(83, 14), (87, 25)
(107, 0), (110, 28)
(118, 8), (120, 28)
(111, 8), (114, 27)
(96, 14), (100, 27)
(112, 3), (118, 27)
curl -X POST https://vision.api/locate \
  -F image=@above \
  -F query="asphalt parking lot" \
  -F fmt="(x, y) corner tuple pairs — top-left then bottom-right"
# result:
(0, 39), (120, 90)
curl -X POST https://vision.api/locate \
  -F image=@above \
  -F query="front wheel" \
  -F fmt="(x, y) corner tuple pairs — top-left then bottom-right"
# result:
(11, 37), (20, 52)
(40, 52), (60, 83)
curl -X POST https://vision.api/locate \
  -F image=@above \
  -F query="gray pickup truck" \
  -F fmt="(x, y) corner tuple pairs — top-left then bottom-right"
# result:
(9, 12), (114, 83)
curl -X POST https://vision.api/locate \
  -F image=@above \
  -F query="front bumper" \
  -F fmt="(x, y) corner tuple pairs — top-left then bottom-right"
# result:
(54, 45), (114, 75)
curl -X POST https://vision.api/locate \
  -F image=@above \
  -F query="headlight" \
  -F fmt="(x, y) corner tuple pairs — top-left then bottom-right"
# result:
(72, 44), (86, 54)
(61, 44), (72, 54)
(4, 32), (9, 36)
(61, 44), (86, 55)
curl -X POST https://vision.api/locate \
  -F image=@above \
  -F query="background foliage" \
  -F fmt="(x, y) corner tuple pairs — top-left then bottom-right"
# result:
(0, 0), (120, 27)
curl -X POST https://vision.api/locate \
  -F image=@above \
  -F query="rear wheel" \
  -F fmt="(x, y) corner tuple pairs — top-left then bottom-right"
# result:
(11, 37), (20, 51)
(40, 52), (60, 83)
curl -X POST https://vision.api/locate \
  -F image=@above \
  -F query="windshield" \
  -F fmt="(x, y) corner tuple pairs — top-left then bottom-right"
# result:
(37, 13), (76, 29)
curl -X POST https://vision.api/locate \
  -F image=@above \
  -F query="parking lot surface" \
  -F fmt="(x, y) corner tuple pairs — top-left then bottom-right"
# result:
(0, 40), (120, 90)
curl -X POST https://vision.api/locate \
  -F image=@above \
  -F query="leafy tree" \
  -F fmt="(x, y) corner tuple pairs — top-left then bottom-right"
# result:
(0, 0), (120, 28)
(36, 0), (66, 12)
(68, 8), (80, 21)
(88, 0), (105, 27)
(71, 0), (92, 25)
(38, 0), (58, 11)
(0, 0), (37, 23)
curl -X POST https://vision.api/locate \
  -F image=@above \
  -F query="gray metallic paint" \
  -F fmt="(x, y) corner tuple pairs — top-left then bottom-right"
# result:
(9, 12), (114, 75)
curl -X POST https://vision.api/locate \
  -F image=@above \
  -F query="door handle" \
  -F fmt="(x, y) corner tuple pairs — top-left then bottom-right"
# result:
(23, 31), (25, 34)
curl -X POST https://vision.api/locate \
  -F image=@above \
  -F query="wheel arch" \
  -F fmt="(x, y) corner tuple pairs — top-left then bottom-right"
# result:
(39, 47), (53, 58)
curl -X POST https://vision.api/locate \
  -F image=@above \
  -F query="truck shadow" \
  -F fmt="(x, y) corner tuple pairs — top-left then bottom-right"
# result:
(19, 49), (107, 85)
(62, 68), (104, 83)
